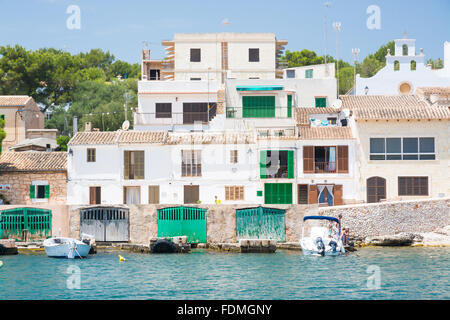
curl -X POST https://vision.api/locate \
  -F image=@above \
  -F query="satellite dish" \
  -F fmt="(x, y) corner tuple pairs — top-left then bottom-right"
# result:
(332, 99), (342, 109)
(122, 120), (130, 131)
(340, 109), (350, 118)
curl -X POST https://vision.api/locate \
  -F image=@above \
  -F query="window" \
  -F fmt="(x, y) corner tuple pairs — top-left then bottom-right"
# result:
(394, 60), (400, 71)
(398, 177), (428, 196)
(183, 102), (217, 124)
(315, 97), (327, 108)
(402, 44), (408, 56)
(123, 186), (140, 204)
(89, 186), (101, 204)
(184, 185), (199, 204)
(260, 150), (294, 179)
(87, 148), (96, 162)
(148, 185), (160, 204)
(286, 70), (295, 78)
(249, 48), (260, 62)
(367, 177), (386, 203)
(190, 48), (201, 62)
(305, 69), (313, 78)
(30, 184), (49, 200)
(225, 186), (244, 201)
(155, 103), (172, 118)
(182, 150), (201, 177)
(369, 138), (435, 160)
(303, 146), (348, 174)
(411, 60), (416, 71)
(124, 151), (145, 180)
(230, 150), (238, 164)
(298, 184), (308, 204)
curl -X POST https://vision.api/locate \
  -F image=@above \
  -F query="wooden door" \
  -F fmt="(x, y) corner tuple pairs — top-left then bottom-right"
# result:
(184, 185), (199, 204)
(367, 177), (386, 203)
(334, 185), (343, 206)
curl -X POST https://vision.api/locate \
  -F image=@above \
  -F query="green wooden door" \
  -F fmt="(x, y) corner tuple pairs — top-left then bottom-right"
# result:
(264, 183), (293, 204)
(287, 95), (292, 118)
(242, 96), (275, 118)
(0, 208), (52, 241)
(157, 206), (207, 243)
(236, 207), (286, 242)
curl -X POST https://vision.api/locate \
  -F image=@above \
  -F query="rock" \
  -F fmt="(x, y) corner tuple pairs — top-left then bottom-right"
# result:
(364, 233), (417, 246)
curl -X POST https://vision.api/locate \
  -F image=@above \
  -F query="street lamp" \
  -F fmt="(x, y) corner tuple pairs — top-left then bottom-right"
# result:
(352, 48), (360, 95)
(333, 21), (342, 97)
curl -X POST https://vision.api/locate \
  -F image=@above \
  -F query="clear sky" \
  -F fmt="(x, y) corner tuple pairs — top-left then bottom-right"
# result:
(0, 0), (449, 64)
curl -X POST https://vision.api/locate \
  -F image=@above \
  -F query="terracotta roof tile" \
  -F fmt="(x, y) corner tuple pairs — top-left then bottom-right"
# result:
(340, 95), (450, 120)
(118, 131), (167, 144)
(0, 152), (66, 172)
(416, 87), (450, 96)
(69, 132), (119, 145)
(0, 95), (32, 106)
(299, 127), (354, 140)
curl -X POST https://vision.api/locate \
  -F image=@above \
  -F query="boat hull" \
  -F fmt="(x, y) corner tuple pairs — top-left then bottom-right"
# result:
(43, 238), (91, 259)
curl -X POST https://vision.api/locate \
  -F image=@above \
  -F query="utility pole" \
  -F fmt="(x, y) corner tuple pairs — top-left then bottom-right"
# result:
(352, 48), (360, 95)
(324, 2), (331, 75)
(333, 21), (342, 97)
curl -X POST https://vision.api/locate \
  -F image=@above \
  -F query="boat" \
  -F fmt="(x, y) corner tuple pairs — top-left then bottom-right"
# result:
(300, 216), (345, 256)
(43, 234), (94, 259)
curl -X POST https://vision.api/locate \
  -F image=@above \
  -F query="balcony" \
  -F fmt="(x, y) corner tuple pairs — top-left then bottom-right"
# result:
(226, 106), (292, 119)
(314, 161), (336, 173)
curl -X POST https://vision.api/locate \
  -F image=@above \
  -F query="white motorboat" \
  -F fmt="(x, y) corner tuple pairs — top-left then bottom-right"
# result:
(43, 235), (94, 259)
(300, 216), (345, 256)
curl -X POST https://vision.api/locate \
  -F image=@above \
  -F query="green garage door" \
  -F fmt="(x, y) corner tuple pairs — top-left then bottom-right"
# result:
(157, 206), (207, 243)
(236, 207), (286, 242)
(264, 183), (293, 204)
(0, 207), (52, 241)
(242, 96), (275, 118)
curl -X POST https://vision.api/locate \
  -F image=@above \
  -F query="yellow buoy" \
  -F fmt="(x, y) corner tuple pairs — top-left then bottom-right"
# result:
(118, 255), (126, 262)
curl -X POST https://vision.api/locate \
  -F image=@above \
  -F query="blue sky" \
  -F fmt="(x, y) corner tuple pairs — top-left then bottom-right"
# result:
(0, 0), (449, 64)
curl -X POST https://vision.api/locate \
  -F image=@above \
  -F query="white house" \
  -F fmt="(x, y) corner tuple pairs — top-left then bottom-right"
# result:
(355, 38), (450, 95)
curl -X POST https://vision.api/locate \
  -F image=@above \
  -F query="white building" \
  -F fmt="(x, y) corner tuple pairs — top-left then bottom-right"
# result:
(355, 38), (450, 95)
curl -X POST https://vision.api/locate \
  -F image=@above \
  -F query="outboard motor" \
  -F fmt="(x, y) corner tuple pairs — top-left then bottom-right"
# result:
(314, 237), (325, 256)
(329, 240), (337, 253)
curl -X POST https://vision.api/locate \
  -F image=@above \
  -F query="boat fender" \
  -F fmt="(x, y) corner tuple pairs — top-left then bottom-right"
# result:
(329, 240), (337, 253)
(314, 237), (325, 256)
(118, 255), (126, 262)
(151, 239), (177, 253)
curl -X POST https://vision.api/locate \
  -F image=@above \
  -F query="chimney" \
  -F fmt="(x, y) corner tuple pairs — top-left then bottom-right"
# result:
(85, 122), (92, 132)
(73, 116), (78, 135)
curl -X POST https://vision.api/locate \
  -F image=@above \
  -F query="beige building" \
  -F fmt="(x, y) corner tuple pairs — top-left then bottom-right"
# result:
(0, 96), (45, 151)
(0, 152), (67, 205)
(341, 95), (450, 203)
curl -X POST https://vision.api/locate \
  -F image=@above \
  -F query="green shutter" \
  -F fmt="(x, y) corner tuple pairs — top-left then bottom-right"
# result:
(30, 185), (35, 199)
(287, 150), (294, 179)
(287, 95), (292, 118)
(243, 96), (275, 118)
(315, 97), (326, 108)
(260, 151), (267, 179)
(264, 183), (293, 204)
(44, 185), (50, 199)
(257, 190), (263, 197)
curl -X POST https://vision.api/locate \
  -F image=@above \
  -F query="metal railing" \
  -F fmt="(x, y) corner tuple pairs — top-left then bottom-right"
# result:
(226, 106), (293, 119)
(135, 107), (217, 125)
(314, 161), (337, 173)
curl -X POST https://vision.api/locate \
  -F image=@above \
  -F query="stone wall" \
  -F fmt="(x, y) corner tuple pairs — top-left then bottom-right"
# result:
(0, 172), (67, 205)
(63, 198), (450, 244)
(319, 198), (450, 238)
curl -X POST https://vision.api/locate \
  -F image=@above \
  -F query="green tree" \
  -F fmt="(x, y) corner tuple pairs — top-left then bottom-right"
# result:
(426, 58), (444, 69)
(0, 117), (6, 153)
(56, 135), (70, 151)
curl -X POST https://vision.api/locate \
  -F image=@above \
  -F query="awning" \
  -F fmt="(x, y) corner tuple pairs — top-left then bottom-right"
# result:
(236, 85), (283, 91)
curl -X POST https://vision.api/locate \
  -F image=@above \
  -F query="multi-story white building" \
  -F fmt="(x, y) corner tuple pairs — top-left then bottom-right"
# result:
(355, 37), (450, 95)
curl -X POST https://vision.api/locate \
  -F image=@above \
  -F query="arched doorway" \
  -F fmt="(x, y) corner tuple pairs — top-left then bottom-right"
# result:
(367, 177), (386, 203)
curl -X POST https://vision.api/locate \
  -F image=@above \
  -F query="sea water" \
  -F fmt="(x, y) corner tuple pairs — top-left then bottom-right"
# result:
(0, 247), (448, 300)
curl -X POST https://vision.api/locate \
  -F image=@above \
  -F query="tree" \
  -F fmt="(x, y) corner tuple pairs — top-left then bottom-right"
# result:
(56, 135), (70, 151)
(338, 67), (355, 95)
(426, 58), (444, 69)
(0, 117), (6, 153)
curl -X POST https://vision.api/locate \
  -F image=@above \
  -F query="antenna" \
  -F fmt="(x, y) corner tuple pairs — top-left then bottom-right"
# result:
(324, 2), (332, 68)
(122, 120), (130, 131)
(332, 99), (342, 109)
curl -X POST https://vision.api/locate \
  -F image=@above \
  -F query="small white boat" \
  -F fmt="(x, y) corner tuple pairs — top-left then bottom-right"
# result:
(300, 216), (345, 256)
(43, 235), (93, 259)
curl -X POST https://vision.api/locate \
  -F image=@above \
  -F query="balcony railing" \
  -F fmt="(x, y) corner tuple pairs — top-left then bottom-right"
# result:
(226, 106), (292, 119)
(314, 161), (336, 173)
(135, 108), (217, 126)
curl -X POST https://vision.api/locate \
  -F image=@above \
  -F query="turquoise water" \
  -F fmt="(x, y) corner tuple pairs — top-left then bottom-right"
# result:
(0, 247), (449, 300)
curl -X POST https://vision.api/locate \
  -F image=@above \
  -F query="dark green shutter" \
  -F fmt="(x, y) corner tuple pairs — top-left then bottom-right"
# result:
(44, 185), (50, 199)
(315, 97), (326, 108)
(287, 95), (292, 118)
(30, 185), (35, 199)
(260, 150), (267, 178)
(243, 96), (275, 118)
(287, 150), (294, 179)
